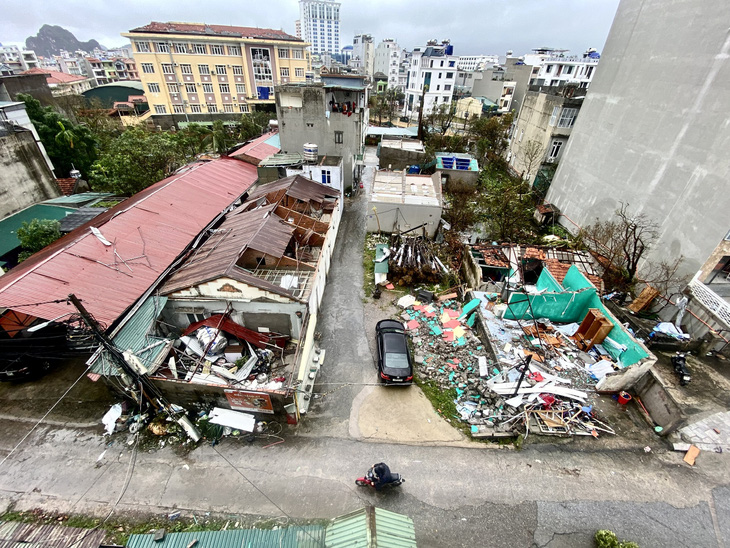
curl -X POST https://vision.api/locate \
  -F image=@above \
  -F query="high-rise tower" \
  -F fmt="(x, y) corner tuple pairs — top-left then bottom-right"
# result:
(299, 0), (341, 56)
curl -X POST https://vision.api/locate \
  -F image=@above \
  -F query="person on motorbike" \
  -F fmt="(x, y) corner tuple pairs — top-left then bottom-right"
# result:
(370, 462), (393, 491)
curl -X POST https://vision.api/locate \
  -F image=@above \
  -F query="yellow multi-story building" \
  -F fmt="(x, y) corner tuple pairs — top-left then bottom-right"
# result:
(122, 21), (310, 128)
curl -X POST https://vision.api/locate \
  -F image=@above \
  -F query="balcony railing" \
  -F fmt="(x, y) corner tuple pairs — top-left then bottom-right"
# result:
(688, 271), (730, 328)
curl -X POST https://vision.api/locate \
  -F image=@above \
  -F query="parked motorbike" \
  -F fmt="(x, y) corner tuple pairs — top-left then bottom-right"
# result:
(355, 466), (405, 490)
(672, 352), (691, 386)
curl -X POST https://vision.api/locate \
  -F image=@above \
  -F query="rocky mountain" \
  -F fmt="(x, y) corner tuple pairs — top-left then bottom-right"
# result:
(26, 25), (105, 57)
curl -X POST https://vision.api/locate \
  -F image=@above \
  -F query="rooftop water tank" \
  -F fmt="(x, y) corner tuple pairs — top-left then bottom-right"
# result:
(303, 143), (318, 162)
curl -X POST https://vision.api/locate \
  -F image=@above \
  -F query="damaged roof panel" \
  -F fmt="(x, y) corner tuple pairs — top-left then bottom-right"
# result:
(248, 174), (340, 204)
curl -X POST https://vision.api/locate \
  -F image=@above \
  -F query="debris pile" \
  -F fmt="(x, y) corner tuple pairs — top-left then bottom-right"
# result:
(388, 236), (449, 286)
(400, 292), (616, 439)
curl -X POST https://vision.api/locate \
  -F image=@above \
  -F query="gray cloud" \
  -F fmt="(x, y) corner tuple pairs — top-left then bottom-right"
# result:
(5, 0), (619, 57)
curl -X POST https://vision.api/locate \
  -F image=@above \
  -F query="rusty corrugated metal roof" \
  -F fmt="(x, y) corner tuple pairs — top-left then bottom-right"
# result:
(229, 131), (280, 165)
(130, 21), (301, 42)
(248, 174), (340, 204)
(0, 521), (107, 548)
(0, 157), (258, 327)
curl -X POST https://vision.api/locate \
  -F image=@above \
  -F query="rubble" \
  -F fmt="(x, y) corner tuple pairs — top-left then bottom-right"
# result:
(400, 290), (617, 440)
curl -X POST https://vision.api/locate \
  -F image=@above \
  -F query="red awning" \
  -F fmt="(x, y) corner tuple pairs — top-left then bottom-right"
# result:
(182, 314), (288, 349)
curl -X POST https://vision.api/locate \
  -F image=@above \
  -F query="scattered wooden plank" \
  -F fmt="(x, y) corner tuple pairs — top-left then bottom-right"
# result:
(683, 445), (700, 466)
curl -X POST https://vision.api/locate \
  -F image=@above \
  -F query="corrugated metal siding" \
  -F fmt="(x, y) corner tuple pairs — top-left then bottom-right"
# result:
(325, 510), (370, 548)
(324, 507), (417, 548)
(0, 521), (107, 548)
(92, 295), (169, 375)
(247, 175), (339, 205)
(0, 158), (258, 327)
(372, 508), (417, 548)
(126, 525), (326, 548)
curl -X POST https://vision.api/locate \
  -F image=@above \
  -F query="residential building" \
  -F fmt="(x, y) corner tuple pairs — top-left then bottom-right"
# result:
(455, 95), (498, 120)
(0, 45), (40, 74)
(457, 54), (499, 71)
(471, 56), (535, 115)
(403, 40), (458, 118)
(56, 56), (86, 76)
(258, 152), (344, 194)
(545, 0), (730, 341)
(122, 21), (309, 128)
(374, 39), (402, 89)
(276, 82), (369, 188)
(527, 47), (600, 88)
(295, 20), (301, 39)
(436, 152), (479, 188)
(507, 88), (585, 181)
(350, 34), (374, 76)
(340, 45), (353, 65)
(299, 0), (341, 56)
(21, 67), (92, 96)
(82, 57), (139, 85)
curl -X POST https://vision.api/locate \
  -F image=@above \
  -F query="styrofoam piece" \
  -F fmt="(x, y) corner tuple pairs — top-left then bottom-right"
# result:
(398, 294), (417, 308)
(478, 356), (488, 377)
(209, 407), (256, 432)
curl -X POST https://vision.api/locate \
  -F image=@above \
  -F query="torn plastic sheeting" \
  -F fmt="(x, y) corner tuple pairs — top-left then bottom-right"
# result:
(208, 407), (256, 432)
(102, 403), (122, 435)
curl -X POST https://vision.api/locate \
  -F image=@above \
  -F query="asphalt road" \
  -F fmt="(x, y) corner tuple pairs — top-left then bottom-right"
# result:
(0, 149), (728, 547)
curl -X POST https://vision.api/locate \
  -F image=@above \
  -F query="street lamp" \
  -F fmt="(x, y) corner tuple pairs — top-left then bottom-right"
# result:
(27, 312), (73, 333)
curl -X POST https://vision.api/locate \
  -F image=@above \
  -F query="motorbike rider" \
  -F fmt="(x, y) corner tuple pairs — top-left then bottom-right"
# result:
(370, 462), (393, 490)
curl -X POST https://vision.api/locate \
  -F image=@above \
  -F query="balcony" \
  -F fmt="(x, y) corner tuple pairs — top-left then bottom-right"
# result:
(688, 272), (730, 329)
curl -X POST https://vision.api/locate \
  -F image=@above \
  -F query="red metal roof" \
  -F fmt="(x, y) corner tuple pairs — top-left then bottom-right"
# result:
(0, 157), (258, 327)
(230, 131), (280, 165)
(131, 22), (301, 42)
(22, 67), (88, 84)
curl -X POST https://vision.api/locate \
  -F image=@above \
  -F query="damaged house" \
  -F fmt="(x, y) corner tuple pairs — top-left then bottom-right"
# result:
(91, 174), (341, 418)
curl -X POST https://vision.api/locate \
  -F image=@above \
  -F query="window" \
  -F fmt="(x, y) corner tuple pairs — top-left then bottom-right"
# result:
(185, 83), (196, 93)
(546, 65), (553, 73)
(548, 140), (563, 159)
(198, 64), (210, 75)
(565, 65), (574, 75)
(223, 104), (234, 112)
(442, 96), (449, 103)
(293, 49), (303, 59)
(321, 169), (331, 185)
(174, 43), (187, 54)
(549, 106), (560, 126)
(215, 65), (226, 74)
(295, 68), (304, 77)
(147, 82), (160, 93)
(280, 67), (290, 77)
(440, 60), (444, 67)
(438, 72), (442, 79)
(141, 63), (155, 74)
(134, 41), (151, 53)
(180, 64), (192, 74)
(446, 72), (454, 79)
(236, 84), (246, 93)
(155, 42), (169, 53)
(228, 45), (241, 56)
(557, 108), (578, 128)
(239, 104), (250, 113)
(168, 83), (179, 93)
(173, 104), (186, 113)
(190, 104), (202, 113)
(278, 48), (289, 58)
(334, 131), (343, 144)
(232, 65), (244, 75)
(449, 60), (455, 67)
(211, 45), (224, 55)
(193, 44), (207, 54)
(202, 83), (214, 93)
(207, 103), (218, 113)
(161, 63), (174, 74)
(444, 84), (451, 91)
(154, 104), (167, 114)
(219, 83), (230, 93)
(436, 85), (440, 90)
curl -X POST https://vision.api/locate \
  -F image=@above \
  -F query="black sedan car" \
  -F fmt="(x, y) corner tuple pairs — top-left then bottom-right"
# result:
(375, 319), (414, 385)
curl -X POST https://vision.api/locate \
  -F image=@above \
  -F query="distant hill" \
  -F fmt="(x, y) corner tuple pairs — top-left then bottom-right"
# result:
(26, 25), (105, 57)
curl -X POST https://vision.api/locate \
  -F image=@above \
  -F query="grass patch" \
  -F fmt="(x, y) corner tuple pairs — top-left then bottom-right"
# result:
(413, 376), (472, 436)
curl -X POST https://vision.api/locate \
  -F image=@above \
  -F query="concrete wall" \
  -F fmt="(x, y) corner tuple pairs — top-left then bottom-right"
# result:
(545, 0), (730, 280)
(0, 130), (59, 219)
(277, 85), (367, 187)
(0, 73), (54, 105)
(286, 162), (344, 194)
(378, 141), (426, 171)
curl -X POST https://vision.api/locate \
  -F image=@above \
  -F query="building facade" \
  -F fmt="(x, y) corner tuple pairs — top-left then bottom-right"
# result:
(350, 34), (374, 76)
(123, 21), (309, 128)
(529, 48), (600, 89)
(403, 40), (458, 118)
(0, 45), (40, 74)
(276, 83), (368, 188)
(299, 0), (341, 56)
(457, 54), (499, 71)
(545, 0), (730, 312)
(373, 39), (401, 89)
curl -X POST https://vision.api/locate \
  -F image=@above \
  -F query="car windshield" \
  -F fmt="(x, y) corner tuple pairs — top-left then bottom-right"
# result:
(385, 352), (409, 370)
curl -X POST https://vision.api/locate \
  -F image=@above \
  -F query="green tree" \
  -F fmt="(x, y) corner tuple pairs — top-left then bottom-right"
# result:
(17, 93), (98, 178)
(73, 97), (123, 153)
(469, 113), (513, 165)
(478, 170), (535, 242)
(203, 120), (234, 154)
(16, 219), (62, 262)
(89, 127), (185, 195)
(175, 123), (211, 158)
(236, 111), (272, 142)
(425, 101), (458, 136)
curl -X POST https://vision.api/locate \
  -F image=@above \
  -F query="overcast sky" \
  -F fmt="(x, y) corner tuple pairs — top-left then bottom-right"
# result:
(5, 0), (620, 58)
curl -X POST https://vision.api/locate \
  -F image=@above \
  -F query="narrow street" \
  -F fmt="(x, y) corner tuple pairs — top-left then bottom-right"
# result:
(0, 149), (728, 547)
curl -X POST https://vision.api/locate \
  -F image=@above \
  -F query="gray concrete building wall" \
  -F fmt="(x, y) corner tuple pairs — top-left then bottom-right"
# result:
(0, 129), (59, 219)
(545, 0), (730, 278)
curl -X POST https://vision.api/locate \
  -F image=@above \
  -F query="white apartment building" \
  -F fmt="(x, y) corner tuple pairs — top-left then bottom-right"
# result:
(350, 34), (374, 76)
(524, 47), (600, 88)
(403, 41), (458, 118)
(299, 0), (341, 55)
(457, 54), (499, 71)
(0, 45), (40, 74)
(373, 39), (401, 89)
